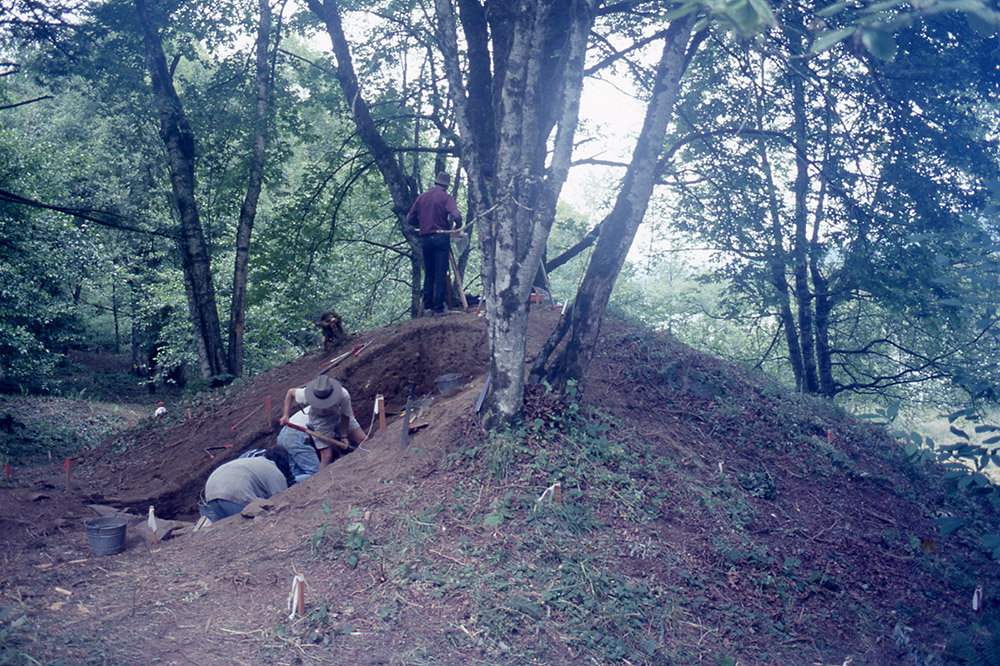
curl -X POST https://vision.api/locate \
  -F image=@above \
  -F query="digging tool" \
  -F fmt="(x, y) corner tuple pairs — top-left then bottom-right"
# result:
(475, 372), (491, 414)
(285, 422), (351, 451)
(318, 340), (373, 375)
(400, 381), (415, 449)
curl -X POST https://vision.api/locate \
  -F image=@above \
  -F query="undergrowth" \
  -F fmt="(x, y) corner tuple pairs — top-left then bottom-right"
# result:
(0, 396), (142, 468)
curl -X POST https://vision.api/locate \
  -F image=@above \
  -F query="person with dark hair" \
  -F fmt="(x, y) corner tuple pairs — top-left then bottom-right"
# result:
(405, 171), (463, 316)
(198, 446), (291, 523)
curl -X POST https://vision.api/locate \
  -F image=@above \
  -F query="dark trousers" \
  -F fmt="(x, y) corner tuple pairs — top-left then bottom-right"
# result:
(421, 233), (450, 313)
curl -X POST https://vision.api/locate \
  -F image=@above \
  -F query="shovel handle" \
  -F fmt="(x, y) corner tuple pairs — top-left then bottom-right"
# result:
(285, 422), (351, 450)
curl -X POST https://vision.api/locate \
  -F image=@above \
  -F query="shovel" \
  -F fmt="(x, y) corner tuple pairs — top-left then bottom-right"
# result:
(285, 422), (351, 450)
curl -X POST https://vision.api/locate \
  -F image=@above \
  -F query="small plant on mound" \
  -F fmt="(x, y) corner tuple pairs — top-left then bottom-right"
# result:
(307, 505), (373, 569)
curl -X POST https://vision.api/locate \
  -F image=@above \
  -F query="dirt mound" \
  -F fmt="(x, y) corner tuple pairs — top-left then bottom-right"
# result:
(1, 309), (997, 666)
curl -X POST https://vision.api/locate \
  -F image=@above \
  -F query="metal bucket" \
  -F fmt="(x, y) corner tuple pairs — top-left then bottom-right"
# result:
(435, 373), (463, 393)
(85, 515), (127, 556)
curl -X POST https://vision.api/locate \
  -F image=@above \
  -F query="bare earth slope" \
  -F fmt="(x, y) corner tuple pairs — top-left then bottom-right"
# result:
(1, 309), (997, 665)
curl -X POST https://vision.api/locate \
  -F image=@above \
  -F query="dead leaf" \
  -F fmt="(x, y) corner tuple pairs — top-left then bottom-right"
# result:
(54, 587), (72, 596)
(47, 602), (66, 611)
(34, 563), (54, 570)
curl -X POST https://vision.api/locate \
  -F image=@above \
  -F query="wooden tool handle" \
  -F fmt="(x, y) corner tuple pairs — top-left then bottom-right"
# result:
(285, 422), (351, 450)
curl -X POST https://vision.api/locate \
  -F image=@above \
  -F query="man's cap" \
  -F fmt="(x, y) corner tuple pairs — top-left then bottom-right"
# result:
(434, 171), (451, 188)
(304, 375), (343, 409)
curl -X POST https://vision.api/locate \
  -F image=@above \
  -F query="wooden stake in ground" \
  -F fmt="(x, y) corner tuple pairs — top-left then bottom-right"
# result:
(376, 395), (386, 431)
(265, 397), (273, 428)
(4, 462), (10, 482)
(287, 573), (305, 620)
(148, 506), (159, 544)
(64, 458), (71, 492)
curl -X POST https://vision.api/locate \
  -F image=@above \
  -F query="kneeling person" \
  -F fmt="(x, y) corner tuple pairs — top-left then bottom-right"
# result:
(200, 446), (294, 522)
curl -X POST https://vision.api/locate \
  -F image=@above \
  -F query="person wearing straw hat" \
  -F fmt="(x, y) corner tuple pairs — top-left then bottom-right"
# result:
(280, 375), (366, 469)
(405, 171), (463, 316)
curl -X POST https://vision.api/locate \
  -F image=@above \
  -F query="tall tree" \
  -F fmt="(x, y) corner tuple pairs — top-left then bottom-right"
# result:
(436, 0), (598, 424)
(662, 3), (1000, 400)
(304, 0), (425, 316)
(134, 0), (230, 378)
(228, 0), (279, 377)
(531, 13), (702, 391)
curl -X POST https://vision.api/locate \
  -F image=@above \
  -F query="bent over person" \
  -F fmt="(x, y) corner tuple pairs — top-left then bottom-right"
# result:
(199, 446), (294, 523)
(280, 375), (366, 469)
(405, 171), (463, 316)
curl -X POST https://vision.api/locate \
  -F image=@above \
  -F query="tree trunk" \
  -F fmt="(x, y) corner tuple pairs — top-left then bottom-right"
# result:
(790, 72), (819, 393)
(438, 0), (596, 425)
(228, 0), (274, 377)
(305, 0), (422, 315)
(532, 15), (697, 393)
(755, 99), (804, 391)
(135, 0), (230, 379)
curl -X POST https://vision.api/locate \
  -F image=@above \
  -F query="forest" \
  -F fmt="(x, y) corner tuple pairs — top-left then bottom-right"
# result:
(1, 0), (999, 424)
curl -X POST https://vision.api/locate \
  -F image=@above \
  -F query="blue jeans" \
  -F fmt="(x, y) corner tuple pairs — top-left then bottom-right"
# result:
(278, 426), (320, 481)
(199, 498), (244, 522)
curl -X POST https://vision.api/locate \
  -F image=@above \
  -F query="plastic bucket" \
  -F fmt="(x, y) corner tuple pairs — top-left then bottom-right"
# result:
(435, 373), (463, 393)
(85, 515), (127, 556)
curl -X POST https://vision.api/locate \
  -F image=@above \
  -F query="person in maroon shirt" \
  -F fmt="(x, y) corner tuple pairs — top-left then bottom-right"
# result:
(405, 172), (463, 315)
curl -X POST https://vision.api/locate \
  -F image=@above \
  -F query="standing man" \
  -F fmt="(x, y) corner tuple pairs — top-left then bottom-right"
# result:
(406, 171), (463, 316)
(280, 375), (366, 469)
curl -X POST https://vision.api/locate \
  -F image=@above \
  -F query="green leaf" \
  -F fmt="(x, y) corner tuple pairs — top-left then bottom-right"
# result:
(861, 0), (908, 13)
(935, 516), (971, 535)
(904, 441), (918, 456)
(982, 534), (1000, 549)
(484, 512), (505, 527)
(950, 425), (971, 440)
(816, 1), (853, 18)
(984, 435), (1000, 444)
(810, 27), (855, 54)
(946, 408), (972, 423)
(972, 472), (991, 487)
(747, 0), (777, 26)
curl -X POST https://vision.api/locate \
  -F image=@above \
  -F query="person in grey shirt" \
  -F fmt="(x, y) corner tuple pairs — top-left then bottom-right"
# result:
(199, 446), (294, 523)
